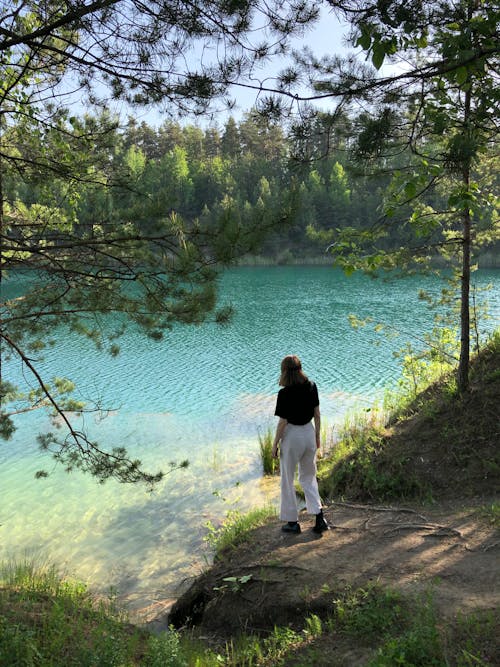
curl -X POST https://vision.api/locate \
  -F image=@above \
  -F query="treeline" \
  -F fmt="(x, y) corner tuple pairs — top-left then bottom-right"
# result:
(118, 112), (399, 261)
(5, 109), (498, 265)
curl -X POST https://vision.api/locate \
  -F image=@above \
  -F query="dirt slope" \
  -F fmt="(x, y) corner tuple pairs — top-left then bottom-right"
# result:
(167, 500), (498, 644)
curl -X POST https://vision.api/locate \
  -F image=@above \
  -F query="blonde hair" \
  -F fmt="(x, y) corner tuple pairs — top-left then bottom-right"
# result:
(279, 354), (308, 387)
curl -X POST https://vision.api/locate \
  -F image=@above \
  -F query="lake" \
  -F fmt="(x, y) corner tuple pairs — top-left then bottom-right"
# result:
(1, 266), (499, 617)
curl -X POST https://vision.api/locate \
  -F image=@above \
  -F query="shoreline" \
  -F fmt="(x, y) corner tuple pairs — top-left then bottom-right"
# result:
(235, 251), (500, 269)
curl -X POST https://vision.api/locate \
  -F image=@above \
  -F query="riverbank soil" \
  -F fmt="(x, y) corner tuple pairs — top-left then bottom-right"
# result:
(164, 342), (499, 664)
(167, 499), (498, 663)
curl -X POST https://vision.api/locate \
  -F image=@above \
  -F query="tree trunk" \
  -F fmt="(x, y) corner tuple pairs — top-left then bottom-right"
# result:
(458, 200), (471, 394)
(457, 84), (472, 394)
(0, 110), (4, 388)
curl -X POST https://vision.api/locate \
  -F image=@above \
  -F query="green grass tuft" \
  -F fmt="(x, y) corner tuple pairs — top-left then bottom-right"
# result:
(2, 562), (497, 666)
(204, 506), (277, 558)
(478, 502), (500, 529)
(329, 583), (407, 639)
(258, 428), (279, 475)
(315, 408), (421, 501)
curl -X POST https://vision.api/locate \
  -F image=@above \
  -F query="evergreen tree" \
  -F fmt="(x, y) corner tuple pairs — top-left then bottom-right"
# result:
(221, 117), (241, 158)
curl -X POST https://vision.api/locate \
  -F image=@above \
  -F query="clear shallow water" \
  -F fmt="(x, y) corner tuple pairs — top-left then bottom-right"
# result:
(1, 266), (499, 614)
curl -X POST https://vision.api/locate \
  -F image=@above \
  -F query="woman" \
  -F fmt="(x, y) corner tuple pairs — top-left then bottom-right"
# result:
(272, 355), (329, 534)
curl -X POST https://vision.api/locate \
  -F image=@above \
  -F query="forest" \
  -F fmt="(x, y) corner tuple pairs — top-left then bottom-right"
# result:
(5, 109), (498, 267)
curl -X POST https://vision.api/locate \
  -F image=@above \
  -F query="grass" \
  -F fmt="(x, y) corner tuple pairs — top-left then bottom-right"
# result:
(0, 560), (144, 666)
(314, 331), (500, 502)
(260, 417), (333, 479)
(217, 625), (303, 666)
(366, 591), (443, 667)
(477, 502), (500, 529)
(274, 584), (498, 667)
(1, 562), (498, 666)
(328, 583), (408, 639)
(0, 559), (305, 667)
(447, 609), (498, 667)
(184, 582), (497, 666)
(204, 506), (277, 559)
(314, 407), (422, 501)
(258, 428), (279, 475)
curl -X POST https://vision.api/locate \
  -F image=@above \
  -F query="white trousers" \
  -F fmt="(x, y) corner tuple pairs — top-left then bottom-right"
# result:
(279, 422), (322, 522)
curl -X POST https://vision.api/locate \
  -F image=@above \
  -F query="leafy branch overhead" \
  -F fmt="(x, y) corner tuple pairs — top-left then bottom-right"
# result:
(1, 112), (295, 482)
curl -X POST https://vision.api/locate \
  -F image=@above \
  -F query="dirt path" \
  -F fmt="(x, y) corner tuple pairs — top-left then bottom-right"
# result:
(165, 500), (499, 638)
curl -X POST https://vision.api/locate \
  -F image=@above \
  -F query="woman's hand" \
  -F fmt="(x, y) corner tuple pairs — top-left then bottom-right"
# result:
(272, 418), (288, 458)
(314, 406), (321, 449)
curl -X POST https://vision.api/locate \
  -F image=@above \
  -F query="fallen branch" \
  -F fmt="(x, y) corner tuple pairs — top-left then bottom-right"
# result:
(334, 502), (429, 523)
(382, 523), (463, 537)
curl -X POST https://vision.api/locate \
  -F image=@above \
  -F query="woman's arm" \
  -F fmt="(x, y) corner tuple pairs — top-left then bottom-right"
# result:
(272, 417), (288, 458)
(314, 406), (321, 449)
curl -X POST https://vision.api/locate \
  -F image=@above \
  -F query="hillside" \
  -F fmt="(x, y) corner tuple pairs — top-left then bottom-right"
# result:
(316, 333), (500, 502)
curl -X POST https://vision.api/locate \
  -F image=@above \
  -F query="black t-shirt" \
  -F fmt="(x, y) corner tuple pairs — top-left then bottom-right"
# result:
(274, 381), (319, 425)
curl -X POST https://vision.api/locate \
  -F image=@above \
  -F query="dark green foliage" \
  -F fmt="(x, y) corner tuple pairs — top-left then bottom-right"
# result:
(2, 560), (497, 666)
(0, 564), (138, 666)
(355, 108), (399, 159)
(0, 561), (198, 666)
(369, 595), (443, 667)
(258, 428), (279, 475)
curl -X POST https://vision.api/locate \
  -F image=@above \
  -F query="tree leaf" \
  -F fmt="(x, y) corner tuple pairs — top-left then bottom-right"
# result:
(455, 66), (468, 85)
(356, 32), (371, 50)
(404, 182), (417, 199)
(372, 43), (386, 70)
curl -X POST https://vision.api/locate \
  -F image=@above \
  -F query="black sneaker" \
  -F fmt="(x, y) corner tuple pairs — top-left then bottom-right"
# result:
(282, 522), (301, 534)
(312, 517), (330, 534)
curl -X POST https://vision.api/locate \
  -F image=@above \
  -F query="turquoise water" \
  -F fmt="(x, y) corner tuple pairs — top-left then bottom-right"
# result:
(1, 266), (499, 616)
